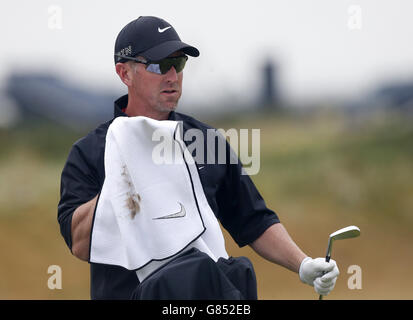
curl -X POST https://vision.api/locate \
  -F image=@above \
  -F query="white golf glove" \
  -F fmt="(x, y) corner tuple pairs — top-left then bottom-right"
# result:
(299, 257), (340, 296)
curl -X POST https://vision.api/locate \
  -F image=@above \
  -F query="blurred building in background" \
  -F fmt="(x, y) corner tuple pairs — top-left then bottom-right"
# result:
(344, 80), (413, 116)
(4, 73), (116, 131)
(371, 82), (413, 113)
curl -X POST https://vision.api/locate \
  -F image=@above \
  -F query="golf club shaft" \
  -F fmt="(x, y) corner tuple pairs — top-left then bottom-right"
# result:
(319, 251), (332, 300)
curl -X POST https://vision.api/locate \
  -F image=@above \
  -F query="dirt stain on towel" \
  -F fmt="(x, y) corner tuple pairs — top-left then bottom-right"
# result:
(126, 193), (141, 219)
(121, 165), (141, 219)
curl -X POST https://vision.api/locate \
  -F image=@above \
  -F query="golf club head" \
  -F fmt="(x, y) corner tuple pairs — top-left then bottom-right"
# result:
(326, 226), (360, 258)
(329, 225), (361, 241)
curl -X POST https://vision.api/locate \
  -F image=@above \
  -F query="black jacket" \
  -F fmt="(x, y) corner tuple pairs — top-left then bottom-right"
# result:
(57, 95), (279, 299)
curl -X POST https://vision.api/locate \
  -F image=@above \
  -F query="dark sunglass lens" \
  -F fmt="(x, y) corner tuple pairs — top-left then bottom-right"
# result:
(159, 60), (172, 74)
(174, 56), (187, 72)
(159, 56), (187, 74)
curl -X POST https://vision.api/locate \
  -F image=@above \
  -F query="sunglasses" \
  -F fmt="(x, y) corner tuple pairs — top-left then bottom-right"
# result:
(116, 54), (188, 75)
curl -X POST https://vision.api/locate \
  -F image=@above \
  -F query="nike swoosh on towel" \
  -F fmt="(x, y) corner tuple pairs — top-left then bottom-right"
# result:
(153, 202), (186, 219)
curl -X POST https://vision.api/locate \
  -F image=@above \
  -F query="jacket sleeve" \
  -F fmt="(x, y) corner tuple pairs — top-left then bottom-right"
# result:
(216, 141), (280, 247)
(57, 142), (101, 251)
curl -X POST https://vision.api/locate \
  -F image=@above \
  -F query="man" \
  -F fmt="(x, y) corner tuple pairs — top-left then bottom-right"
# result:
(58, 16), (339, 299)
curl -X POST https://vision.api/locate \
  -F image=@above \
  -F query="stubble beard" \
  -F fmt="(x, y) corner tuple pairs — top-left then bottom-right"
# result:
(155, 101), (178, 113)
(155, 94), (181, 113)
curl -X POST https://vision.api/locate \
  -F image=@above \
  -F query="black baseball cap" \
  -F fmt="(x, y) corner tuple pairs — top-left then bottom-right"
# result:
(114, 16), (200, 64)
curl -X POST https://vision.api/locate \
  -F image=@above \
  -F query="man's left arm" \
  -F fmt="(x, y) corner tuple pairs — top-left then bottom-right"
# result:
(217, 139), (339, 296)
(249, 222), (307, 273)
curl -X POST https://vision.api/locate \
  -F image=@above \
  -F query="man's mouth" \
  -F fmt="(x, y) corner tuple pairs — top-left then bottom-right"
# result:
(161, 89), (178, 95)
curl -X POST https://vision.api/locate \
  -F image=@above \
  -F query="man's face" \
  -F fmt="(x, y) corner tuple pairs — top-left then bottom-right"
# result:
(129, 51), (184, 113)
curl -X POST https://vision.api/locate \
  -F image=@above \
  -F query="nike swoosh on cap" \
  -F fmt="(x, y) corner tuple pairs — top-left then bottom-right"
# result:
(153, 202), (186, 220)
(158, 26), (172, 33)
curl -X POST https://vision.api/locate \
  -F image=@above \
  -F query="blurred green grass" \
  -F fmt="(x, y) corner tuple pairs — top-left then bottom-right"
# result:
(1, 110), (412, 299)
(213, 111), (413, 226)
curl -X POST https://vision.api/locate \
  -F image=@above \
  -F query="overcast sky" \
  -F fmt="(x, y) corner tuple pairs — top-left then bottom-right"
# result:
(1, 0), (413, 109)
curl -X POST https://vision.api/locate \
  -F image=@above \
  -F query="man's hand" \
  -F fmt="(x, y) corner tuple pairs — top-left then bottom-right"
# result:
(299, 257), (340, 296)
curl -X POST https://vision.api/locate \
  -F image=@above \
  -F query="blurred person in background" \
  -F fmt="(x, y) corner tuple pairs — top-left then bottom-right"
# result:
(57, 16), (339, 299)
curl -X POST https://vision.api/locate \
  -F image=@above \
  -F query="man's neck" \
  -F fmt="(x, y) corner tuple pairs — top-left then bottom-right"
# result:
(124, 94), (171, 120)
(124, 105), (170, 120)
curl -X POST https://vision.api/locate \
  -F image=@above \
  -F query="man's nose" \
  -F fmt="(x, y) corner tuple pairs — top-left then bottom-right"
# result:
(164, 66), (179, 82)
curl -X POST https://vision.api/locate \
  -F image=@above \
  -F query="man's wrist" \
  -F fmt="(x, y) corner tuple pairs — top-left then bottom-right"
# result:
(298, 256), (312, 283)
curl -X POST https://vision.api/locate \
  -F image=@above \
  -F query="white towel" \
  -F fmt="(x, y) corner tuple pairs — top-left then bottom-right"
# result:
(89, 116), (228, 281)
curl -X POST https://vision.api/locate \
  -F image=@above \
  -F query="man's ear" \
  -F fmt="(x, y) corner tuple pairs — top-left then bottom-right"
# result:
(115, 63), (134, 86)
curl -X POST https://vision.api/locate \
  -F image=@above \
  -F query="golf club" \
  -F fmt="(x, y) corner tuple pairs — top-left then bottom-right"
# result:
(319, 225), (360, 300)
